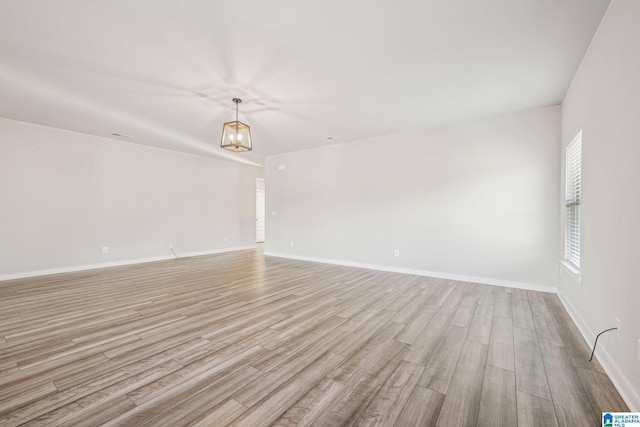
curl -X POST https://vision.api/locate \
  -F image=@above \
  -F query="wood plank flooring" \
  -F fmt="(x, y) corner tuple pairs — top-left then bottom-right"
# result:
(0, 249), (628, 426)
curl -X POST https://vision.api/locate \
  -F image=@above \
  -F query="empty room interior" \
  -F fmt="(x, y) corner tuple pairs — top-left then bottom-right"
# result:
(1, 0), (639, 426)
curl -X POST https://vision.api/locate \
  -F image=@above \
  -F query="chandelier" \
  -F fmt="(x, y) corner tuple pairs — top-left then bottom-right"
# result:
(220, 98), (252, 152)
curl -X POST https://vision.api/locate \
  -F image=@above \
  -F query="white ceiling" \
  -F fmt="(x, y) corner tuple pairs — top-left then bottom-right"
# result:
(0, 0), (610, 165)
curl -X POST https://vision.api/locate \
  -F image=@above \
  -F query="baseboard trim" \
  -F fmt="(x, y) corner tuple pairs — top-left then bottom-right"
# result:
(0, 245), (257, 282)
(263, 251), (557, 293)
(557, 290), (640, 411)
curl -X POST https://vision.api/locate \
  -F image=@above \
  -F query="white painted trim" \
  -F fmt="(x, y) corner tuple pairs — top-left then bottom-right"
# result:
(559, 260), (582, 284)
(0, 246), (256, 282)
(264, 252), (557, 293)
(557, 290), (640, 411)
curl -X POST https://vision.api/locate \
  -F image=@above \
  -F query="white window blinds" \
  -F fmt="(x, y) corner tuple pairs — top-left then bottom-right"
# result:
(565, 131), (582, 268)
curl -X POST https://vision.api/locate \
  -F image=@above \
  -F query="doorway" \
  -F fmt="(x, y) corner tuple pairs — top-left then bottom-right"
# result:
(256, 178), (265, 243)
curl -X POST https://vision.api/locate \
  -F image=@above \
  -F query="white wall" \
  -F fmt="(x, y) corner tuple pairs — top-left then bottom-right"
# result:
(559, 0), (640, 410)
(265, 106), (560, 291)
(0, 118), (260, 278)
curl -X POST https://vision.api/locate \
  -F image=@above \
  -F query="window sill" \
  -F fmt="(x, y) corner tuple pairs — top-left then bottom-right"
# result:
(559, 260), (582, 284)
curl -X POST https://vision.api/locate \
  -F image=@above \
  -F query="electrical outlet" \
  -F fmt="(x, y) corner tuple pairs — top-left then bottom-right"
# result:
(271, 210), (278, 216)
(290, 241), (294, 248)
(224, 236), (228, 242)
(102, 246), (109, 254)
(615, 318), (620, 337)
(277, 165), (286, 171)
(169, 243), (173, 249)
(394, 249), (400, 257)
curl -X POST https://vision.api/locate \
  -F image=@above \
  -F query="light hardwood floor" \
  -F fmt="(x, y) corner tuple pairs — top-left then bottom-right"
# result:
(0, 249), (628, 426)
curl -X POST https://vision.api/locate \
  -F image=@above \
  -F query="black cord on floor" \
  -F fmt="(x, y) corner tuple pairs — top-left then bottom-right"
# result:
(589, 327), (617, 362)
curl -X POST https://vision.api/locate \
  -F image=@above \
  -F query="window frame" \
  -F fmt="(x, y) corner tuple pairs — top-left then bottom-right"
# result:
(564, 130), (582, 270)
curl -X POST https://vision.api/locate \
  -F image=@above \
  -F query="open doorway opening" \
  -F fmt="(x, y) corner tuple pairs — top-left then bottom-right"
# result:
(256, 178), (265, 243)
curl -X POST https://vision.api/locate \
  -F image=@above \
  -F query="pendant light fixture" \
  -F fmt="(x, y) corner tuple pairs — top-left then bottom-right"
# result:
(220, 98), (252, 152)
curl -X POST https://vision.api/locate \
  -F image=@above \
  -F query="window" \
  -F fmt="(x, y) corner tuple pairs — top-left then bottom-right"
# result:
(565, 131), (582, 269)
